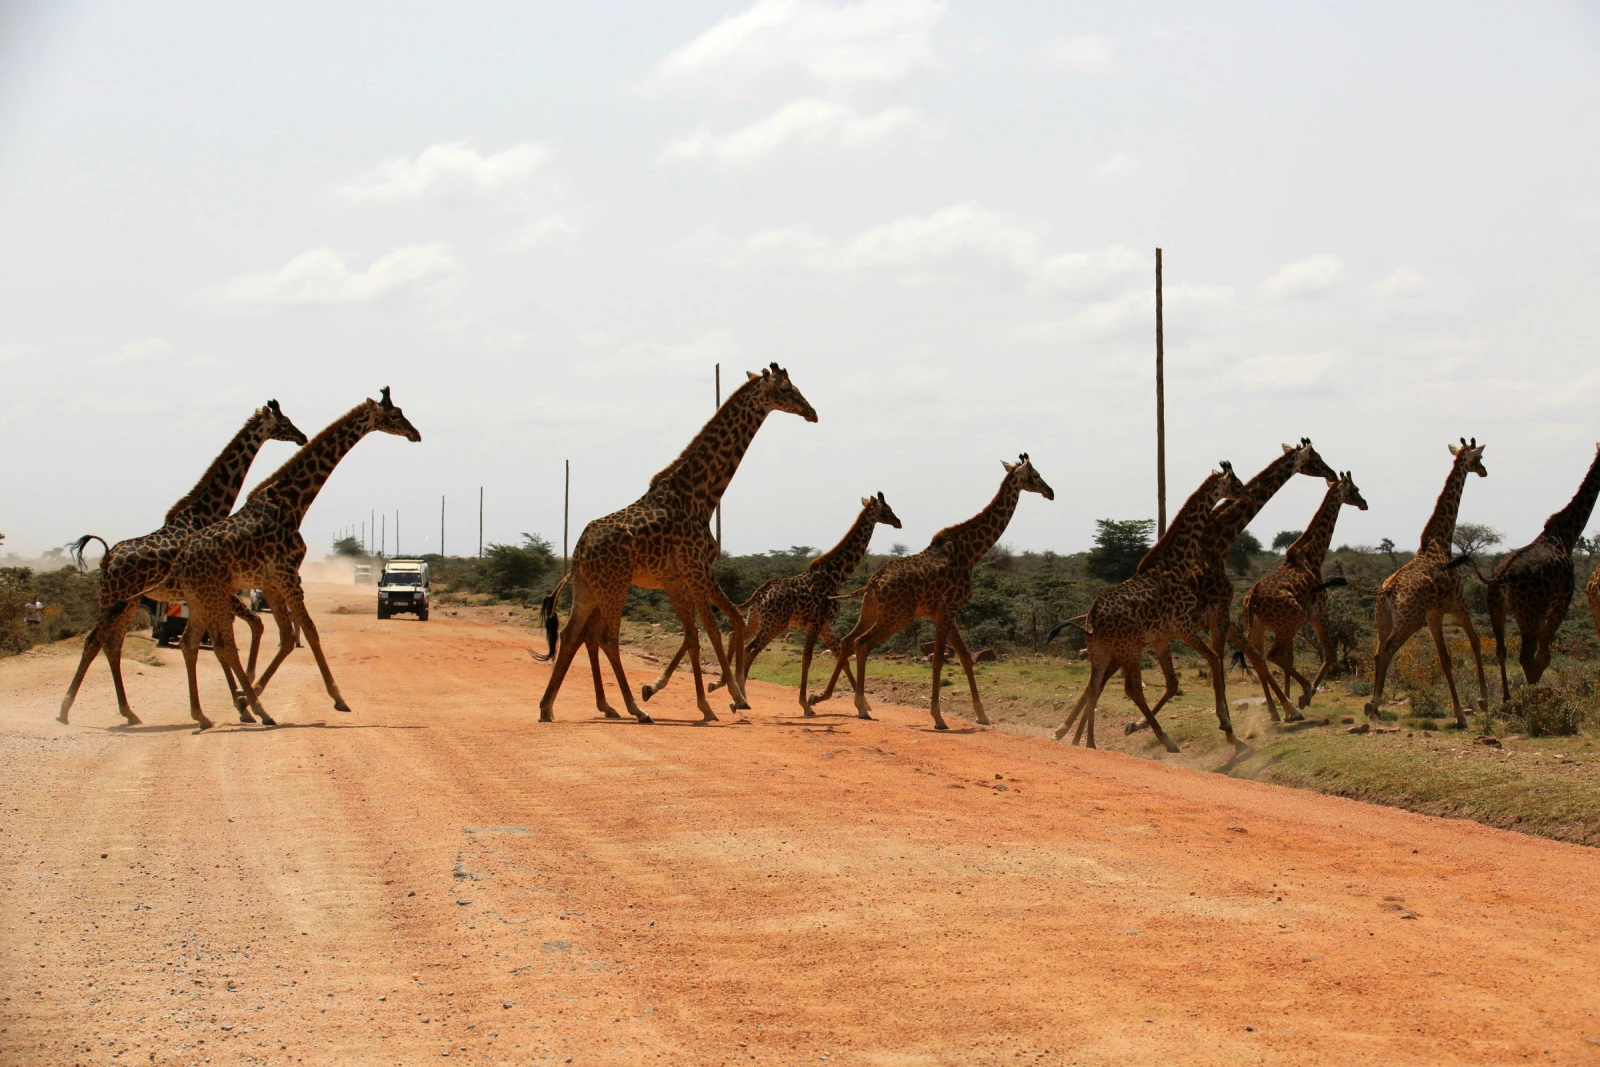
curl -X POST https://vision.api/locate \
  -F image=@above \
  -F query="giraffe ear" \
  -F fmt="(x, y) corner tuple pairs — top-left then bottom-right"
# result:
(1448, 443), (1461, 456)
(862, 497), (873, 507)
(1001, 460), (1017, 473)
(1282, 442), (1294, 454)
(747, 371), (760, 381)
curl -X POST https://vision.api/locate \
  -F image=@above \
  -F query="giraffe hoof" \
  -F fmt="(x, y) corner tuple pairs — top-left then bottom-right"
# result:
(1284, 710), (1305, 723)
(640, 685), (655, 701)
(234, 693), (250, 712)
(195, 719), (214, 731)
(257, 712), (277, 726)
(238, 710), (256, 724)
(932, 720), (949, 731)
(121, 712), (142, 726)
(333, 699), (351, 713)
(601, 708), (623, 719)
(1297, 695), (1313, 710)
(56, 711), (70, 725)
(802, 707), (816, 717)
(539, 710), (555, 723)
(636, 712), (653, 725)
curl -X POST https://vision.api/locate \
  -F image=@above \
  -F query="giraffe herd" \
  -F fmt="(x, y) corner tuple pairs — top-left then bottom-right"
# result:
(54, 368), (1600, 748)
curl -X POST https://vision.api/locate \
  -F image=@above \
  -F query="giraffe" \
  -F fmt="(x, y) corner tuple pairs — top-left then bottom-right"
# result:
(810, 455), (1053, 731)
(57, 400), (308, 725)
(1483, 443), (1600, 701)
(640, 493), (900, 709)
(535, 365), (818, 724)
(1240, 470), (1369, 712)
(1049, 463), (1248, 751)
(170, 389), (421, 729)
(1364, 438), (1489, 727)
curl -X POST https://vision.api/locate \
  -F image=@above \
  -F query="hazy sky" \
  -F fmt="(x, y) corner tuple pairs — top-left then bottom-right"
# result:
(3, 1), (1599, 561)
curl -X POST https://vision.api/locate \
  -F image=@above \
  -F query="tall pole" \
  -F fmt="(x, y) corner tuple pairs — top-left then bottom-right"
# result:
(1155, 247), (1167, 536)
(396, 510), (400, 556)
(440, 494), (445, 558)
(360, 520), (365, 554)
(381, 513), (386, 558)
(370, 509), (375, 553)
(714, 363), (722, 556)
(478, 486), (483, 558)
(563, 459), (570, 575)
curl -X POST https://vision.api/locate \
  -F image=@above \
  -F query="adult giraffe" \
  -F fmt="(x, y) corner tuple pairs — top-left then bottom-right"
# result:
(1364, 438), (1490, 727)
(1049, 463), (1247, 751)
(170, 389), (421, 729)
(535, 364), (818, 723)
(58, 400), (308, 725)
(1240, 470), (1369, 712)
(812, 455), (1054, 731)
(1483, 444), (1600, 700)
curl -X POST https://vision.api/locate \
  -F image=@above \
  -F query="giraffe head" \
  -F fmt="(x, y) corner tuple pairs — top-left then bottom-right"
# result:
(1282, 437), (1337, 481)
(1333, 470), (1369, 511)
(1002, 453), (1054, 500)
(1215, 460), (1247, 503)
(368, 386), (423, 442)
(261, 399), (309, 446)
(862, 491), (902, 529)
(745, 363), (818, 422)
(1447, 436), (1487, 477)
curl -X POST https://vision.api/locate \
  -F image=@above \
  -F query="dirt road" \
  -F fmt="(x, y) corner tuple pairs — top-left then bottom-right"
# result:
(4, 583), (1600, 1065)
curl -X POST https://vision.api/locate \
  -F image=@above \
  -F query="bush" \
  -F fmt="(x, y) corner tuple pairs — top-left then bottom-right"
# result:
(1085, 520), (1154, 583)
(1346, 679), (1374, 697)
(1502, 685), (1585, 737)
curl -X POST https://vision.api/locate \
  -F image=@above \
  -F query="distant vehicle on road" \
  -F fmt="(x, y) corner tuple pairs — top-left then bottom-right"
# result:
(354, 563), (373, 585)
(377, 559), (429, 620)
(143, 598), (214, 649)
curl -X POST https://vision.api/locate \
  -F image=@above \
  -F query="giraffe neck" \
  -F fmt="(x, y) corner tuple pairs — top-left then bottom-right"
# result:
(1284, 483), (1344, 569)
(648, 377), (770, 523)
(1541, 449), (1600, 551)
(809, 505), (880, 584)
(163, 410), (274, 528)
(1418, 455), (1473, 552)
(1210, 451), (1302, 549)
(1138, 471), (1223, 572)
(248, 402), (376, 523)
(931, 474), (1021, 571)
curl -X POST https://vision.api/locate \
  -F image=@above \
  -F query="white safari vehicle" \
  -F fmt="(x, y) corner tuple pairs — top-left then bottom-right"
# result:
(377, 559), (430, 620)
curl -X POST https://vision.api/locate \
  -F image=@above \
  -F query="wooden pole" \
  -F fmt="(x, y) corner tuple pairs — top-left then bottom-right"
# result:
(478, 487), (483, 558)
(563, 459), (570, 575)
(381, 513), (386, 558)
(440, 495), (445, 558)
(714, 363), (722, 556)
(396, 510), (400, 556)
(1155, 247), (1167, 536)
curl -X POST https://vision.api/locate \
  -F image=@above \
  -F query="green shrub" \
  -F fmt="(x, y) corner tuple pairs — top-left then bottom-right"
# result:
(1503, 685), (1586, 738)
(1346, 679), (1374, 697)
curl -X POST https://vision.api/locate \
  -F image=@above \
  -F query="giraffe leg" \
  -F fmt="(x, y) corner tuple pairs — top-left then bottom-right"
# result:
(1269, 627), (1314, 714)
(234, 595), (265, 685)
(661, 584), (716, 721)
(178, 618), (214, 730)
(1488, 582), (1511, 703)
(685, 571), (750, 711)
(797, 626), (820, 715)
(944, 622), (988, 726)
(1126, 641), (1179, 734)
(1121, 652), (1180, 753)
(538, 588), (601, 722)
(1306, 612), (1336, 706)
(1532, 591), (1571, 684)
(280, 584), (348, 714)
(208, 608), (270, 726)
(1427, 611), (1466, 725)
(1455, 608), (1489, 718)
(641, 637), (690, 701)
(927, 616), (952, 731)
(1179, 629), (1239, 745)
(811, 622), (858, 713)
(597, 610), (650, 722)
(1056, 655), (1109, 741)
(1227, 619), (1291, 722)
(846, 614), (902, 722)
(811, 601), (874, 708)
(245, 592), (298, 705)
(588, 640), (621, 718)
(90, 601), (145, 725)
(1245, 616), (1284, 715)
(59, 602), (118, 724)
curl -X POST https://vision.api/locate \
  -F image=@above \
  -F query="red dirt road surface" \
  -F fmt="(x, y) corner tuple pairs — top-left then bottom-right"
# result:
(4, 583), (1600, 1065)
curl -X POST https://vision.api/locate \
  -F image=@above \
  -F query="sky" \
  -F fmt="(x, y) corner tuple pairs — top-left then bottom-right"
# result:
(3, 1), (1599, 562)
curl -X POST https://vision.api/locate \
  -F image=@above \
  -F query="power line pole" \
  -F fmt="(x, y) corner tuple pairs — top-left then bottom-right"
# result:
(714, 363), (722, 556)
(440, 494), (445, 558)
(1155, 247), (1167, 536)
(478, 486), (484, 558)
(563, 459), (570, 575)
(396, 510), (400, 556)
(381, 513), (386, 558)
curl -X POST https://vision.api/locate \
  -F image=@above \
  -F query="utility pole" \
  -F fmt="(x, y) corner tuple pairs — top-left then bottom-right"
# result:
(370, 509), (375, 554)
(381, 513), (386, 558)
(440, 495), (445, 558)
(563, 459), (570, 575)
(714, 363), (722, 556)
(396, 510), (400, 556)
(360, 520), (365, 553)
(1155, 247), (1167, 536)
(478, 486), (483, 558)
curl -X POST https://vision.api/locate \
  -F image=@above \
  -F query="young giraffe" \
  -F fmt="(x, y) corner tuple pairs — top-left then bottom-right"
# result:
(642, 493), (900, 710)
(1364, 438), (1490, 727)
(811, 456), (1054, 731)
(1050, 463), (1248, 751)
(171, 389), (421, 729)
(57, 401), (308, 725)
(1483, 443), (1600, 701)
(1240, 470), (1369, 712)
(535, 365), (818, 724)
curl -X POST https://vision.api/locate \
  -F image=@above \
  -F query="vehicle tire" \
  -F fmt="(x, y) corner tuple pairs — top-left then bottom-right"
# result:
(377, 604), (389, 620)
(417, 607), (429, 622)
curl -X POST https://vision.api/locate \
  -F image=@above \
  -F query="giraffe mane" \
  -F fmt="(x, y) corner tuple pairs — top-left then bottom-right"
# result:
(163, 406), (270, 525)
(247, 398), (372, 502)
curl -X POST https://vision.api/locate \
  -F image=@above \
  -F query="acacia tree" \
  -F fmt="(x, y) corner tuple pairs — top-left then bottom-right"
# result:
(1272, 529), (1302, 551)
(1085, 519), (1155, 582)
(1452, 522), (1503, 558)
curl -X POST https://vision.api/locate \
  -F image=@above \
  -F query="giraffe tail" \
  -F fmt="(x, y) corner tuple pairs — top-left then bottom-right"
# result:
(1043, 614), (1091, 645)
(68, 535), (111, 573)
(529, 573), (570, 661)
(1310, 576), (1348, 593)
(830, 587), (868, 601)
(1442, 554), (1492, 583)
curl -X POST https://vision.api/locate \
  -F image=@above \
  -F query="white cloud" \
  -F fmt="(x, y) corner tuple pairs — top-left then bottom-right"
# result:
(0, 342), (39, 363)
(1257, 254), (1343, 300)
(1044, 34), (1116, 75)
(1086, 152), (1139, 185)
(649, 0), (944, 93)
(1374, 266), (1428, 298)
(198, 245), (460, 313)
(96, 337), (175, 365)
(1011, 291), (1147, 344)
(337, 142), (550, 203)
(734, 203), (1141, 293)
(496, 214), (578, 252)
(572, 327), (742, 378)
(660, 99), (934, 165)
(1233, 349), (1343, 391)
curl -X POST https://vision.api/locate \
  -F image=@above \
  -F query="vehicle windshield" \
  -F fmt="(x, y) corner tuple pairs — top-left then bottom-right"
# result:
(384, 572), (422, 586)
